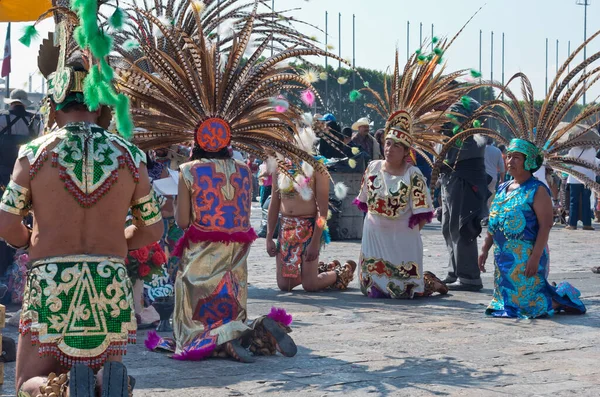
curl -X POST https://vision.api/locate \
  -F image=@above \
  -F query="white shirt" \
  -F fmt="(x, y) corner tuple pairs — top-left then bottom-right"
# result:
(484, 144), (505, 180)
(566, 147), (597, 184)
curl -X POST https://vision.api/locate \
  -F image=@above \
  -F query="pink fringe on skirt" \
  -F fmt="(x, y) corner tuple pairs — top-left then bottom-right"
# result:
(172, 225), (258, 257)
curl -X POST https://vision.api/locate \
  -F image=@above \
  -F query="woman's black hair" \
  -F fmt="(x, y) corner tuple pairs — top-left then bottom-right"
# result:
(529, 154), (544, 173)
(191, 145), (231, 160)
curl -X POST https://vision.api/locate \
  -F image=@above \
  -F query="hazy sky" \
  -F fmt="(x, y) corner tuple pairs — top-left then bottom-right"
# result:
(2, 0), (599, 100)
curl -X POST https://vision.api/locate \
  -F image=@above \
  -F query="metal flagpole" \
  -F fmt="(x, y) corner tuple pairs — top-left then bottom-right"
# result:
(271, 0), (274, 56)
(556, 39), (559, 75)
(325, 11), (328, 111)
(353, 14), (356, 120)
(576, 0), (589, 105)
(420, 22), (423, 47)
(406, 21), (410, 61)
(545, 38), (548, 96)
(502, 32), (505, 99)
(338, 12), (342, 119)
(431, 24), (434, 50)
(490, 31), (494, 82)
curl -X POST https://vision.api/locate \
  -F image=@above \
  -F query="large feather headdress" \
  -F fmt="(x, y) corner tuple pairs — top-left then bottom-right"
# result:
(437, 30), (600, 191)
(112, 0), (345, 174)
(360, 24), (476, 164)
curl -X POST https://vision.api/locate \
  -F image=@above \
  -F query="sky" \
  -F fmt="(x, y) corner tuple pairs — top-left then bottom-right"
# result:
(1, 0), (600, 100)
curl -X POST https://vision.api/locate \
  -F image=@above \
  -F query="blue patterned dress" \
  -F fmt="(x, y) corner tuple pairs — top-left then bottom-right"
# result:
(486, 177), (586, 318)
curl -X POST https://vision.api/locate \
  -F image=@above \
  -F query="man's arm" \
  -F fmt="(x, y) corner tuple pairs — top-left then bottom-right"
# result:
(266, 176), (281, 239)
(175, 172), (191, 229)
(0, 158), (32, 248)
(125, 164), (164, 250)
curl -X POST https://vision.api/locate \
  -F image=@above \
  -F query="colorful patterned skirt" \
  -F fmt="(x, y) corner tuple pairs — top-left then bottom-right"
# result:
(486, 241), (586, 318)
(20, 255), (136, 369)
(147, 240), (253, 360)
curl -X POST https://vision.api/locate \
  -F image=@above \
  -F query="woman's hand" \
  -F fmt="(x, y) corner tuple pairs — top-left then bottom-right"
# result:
(266, 239), (277, 257)
(525, 255), (540, 278)
(478, 251), (488, 273)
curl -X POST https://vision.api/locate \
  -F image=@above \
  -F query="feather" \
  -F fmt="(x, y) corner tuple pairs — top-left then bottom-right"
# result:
(319, 72), (328, 80)
(297, 184), (314, 201)
(334, 182), (348, 199)
(296, 127), (317, 154)
(300, 89), (315, 106)
(348, 158), (357, 169)
(109, 8), (125, 30)
(349, 90), (362, 102)
(301, 68), (320, 83)
(19, 25), (39, 47)
(266, 157), (278, 174)
(301, 112), (313, 126)
(337, 76), (348, 84)
(302, 162), (314, 178)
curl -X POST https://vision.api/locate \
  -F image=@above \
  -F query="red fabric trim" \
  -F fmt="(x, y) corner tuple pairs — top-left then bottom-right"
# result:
(172, 225), (258, 257)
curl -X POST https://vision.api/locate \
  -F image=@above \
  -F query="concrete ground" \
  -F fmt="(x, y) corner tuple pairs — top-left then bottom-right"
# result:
(1, 204), (599, 396)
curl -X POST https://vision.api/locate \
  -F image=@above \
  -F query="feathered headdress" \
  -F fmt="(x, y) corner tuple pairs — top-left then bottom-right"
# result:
(360, 27), (475, 165)
(113, 0), (347, 175)
(24, 0), (133, 137)
(438, 30), (600, 191)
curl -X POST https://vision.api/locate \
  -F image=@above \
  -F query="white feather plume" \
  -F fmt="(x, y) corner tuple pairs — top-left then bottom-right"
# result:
(297, 184), (314, 201)
(301, 112), (314, 127)
(278, 174), (292, 191)
(334, 182), (348, 199)
(266, 157), (278, 174)
(297, 127), (317, 154)
(301, 162), (314, 178)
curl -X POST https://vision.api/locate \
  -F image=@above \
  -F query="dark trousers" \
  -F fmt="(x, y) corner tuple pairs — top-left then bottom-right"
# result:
(568, 183), (592, 227)
(441, 175), (484, 286)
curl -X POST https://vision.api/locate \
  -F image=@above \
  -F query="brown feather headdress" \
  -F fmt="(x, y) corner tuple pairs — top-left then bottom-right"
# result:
(112, 0), (347, 174)
(442, 29), (600, 191)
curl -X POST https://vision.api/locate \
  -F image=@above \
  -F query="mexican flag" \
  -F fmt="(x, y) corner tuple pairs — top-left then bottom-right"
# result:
(0, 0), (52, 22)
(1, 23), (9, 78)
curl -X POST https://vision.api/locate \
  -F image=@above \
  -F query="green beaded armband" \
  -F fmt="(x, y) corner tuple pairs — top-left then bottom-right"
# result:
(1, 180), (31, 216)
(130, 189), (162, 227)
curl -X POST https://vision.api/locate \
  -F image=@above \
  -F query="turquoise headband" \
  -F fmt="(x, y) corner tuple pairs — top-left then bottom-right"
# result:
(507, 138), (541, 171)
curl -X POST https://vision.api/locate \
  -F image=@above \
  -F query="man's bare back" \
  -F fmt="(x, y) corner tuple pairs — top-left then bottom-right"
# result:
(24, 145), (148, 260)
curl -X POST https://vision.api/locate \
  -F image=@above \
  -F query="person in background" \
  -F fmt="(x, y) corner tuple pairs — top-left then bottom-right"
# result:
(482, 138), (506, 226)
(0, 89), (42, 285)
(374, 129), (386, 159)
(565, 145), (596, 230)
(350, 117), (381, 161)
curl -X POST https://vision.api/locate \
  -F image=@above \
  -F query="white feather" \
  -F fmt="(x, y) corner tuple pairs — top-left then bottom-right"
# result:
(301, 112), (314, 126)
(278, 174), (292, 191)
(266, 157), (278, 174)
(334, 182), (348, 199)
(474, 134), (486, 146)
(297, 127), (317, 154)
(294, 174), (308, 187)
(154, 16), (171, 38)
(297, 184), (314, 201)
(217, 20), (235, 39)
(301, 162), (314, 178)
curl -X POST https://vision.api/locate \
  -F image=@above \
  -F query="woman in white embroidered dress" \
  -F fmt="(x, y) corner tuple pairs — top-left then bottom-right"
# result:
(354, 126), (448, 299)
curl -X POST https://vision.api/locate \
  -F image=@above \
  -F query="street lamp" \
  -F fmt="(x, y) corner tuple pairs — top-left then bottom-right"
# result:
(576, 0), (590, 105)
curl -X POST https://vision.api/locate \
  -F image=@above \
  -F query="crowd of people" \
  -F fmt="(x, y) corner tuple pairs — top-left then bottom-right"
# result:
(0, 1), (598, 396)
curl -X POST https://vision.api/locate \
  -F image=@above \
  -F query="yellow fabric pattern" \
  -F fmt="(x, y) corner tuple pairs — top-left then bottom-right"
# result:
(0, 0), (52, 22)
(130, 189), (162, 227)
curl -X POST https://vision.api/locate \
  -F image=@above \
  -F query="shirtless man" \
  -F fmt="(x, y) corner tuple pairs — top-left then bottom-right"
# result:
(266, 161), (355, 292)
(0, 54), (163, 396)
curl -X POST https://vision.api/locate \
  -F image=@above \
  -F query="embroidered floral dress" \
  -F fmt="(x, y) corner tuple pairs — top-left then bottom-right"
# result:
(355, 160), (434, 298)
(486, 178), (586, 318)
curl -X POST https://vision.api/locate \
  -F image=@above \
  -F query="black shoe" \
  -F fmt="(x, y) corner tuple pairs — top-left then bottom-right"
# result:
(442, 276), (457, 284)
(446, 282), (483, 292)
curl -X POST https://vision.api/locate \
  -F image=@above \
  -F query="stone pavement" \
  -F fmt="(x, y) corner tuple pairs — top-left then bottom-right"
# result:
(1, 204), (599, 396)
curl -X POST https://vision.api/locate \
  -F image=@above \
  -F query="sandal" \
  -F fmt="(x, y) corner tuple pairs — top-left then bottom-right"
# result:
(224, 339), (256, 363)
(330, 260), (356, 290)
(32, 370), (72, 397)
(252, 317), (297, 357)
(101, 362), (130, 397)
(424, 271), (449, 296)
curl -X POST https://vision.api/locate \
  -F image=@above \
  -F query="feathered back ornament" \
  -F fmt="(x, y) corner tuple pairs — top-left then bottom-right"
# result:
(441, 29), (600, 191)
(113, 0), (350, 175)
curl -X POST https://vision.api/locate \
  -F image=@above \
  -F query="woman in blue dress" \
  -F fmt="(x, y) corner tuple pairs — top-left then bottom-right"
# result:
(478, 139), (586, 318)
